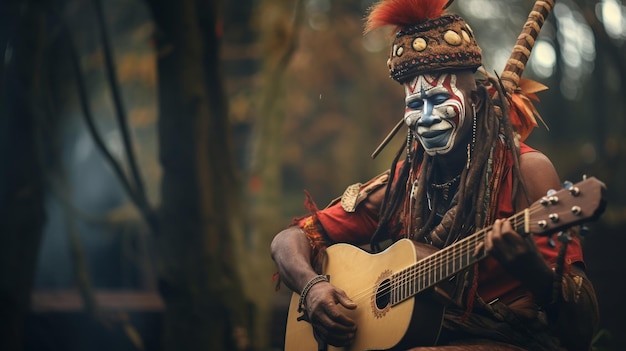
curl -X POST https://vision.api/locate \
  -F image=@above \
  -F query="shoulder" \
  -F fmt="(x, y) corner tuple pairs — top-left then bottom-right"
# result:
(515, 147), (561, 208)
(519, 142), (536, 154)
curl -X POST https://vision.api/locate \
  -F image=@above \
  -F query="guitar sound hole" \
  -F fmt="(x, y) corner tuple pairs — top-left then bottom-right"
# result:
(375, 278), (391, 309)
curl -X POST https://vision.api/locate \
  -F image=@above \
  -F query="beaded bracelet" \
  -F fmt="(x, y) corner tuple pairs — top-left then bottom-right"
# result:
(298, 274), (330, 312)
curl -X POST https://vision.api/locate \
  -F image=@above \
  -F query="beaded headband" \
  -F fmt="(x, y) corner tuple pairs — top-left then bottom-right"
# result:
(387, 14), (482, 82)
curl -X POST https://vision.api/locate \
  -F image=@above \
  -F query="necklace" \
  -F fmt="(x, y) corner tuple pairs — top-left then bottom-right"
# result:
(430, 174), (461, 201)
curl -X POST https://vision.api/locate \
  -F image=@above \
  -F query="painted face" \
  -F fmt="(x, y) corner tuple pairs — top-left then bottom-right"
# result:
(403, 73), (469, 155)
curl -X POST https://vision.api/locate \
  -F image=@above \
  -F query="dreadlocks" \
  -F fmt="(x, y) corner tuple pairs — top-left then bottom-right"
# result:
(371, 72), (528, 251)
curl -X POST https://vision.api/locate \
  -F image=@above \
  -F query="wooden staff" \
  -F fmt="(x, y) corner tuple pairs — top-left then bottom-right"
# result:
(500, 0), (555, 94)
(371, 118), (405, 159)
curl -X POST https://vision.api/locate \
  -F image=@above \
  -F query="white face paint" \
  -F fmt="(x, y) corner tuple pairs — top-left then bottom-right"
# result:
(403, 73), (468, 155)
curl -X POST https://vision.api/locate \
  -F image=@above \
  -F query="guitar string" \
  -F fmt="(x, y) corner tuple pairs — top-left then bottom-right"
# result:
(341, 204), (548, 304)
(352, 198), (576, 305)
(344, 211), (525, 303)
(349, 208), (541, 304)
(345, 230), (489, 305)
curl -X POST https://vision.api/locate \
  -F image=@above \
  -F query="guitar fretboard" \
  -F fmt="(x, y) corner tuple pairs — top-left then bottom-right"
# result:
(389, 213), (525, 306)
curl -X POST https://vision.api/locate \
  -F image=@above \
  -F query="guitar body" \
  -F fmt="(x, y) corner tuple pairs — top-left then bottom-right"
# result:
(284, 239), (445, 351)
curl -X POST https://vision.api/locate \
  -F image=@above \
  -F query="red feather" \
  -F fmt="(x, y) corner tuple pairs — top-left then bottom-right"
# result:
(365, 0), (449, 33)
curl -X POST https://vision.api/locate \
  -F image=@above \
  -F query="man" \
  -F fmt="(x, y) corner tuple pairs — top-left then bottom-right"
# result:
(271, 0), (599, 349)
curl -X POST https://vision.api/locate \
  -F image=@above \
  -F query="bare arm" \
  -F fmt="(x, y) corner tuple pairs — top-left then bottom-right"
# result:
(487, 151), (599, 350)
(271, 226), (358, 346)
(271, 224), (352, 345)
(508, 151), (562, 304)
(271, 179), (387, 293)
(485, 151), (560, 299)
(514, 151), (561, 211)
(270, 226), (318, 294)
(270, 183), (387, 346)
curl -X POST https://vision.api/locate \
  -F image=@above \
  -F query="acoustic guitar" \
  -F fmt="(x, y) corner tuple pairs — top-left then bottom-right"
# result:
(284, 177), (606, 351)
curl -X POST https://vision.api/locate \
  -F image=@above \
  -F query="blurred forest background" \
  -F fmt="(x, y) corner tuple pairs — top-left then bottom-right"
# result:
(1, 0), (625, 350)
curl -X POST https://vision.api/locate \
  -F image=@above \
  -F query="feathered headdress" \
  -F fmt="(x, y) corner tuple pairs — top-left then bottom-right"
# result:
(364, 0), (482, 83)
(365, 0), (449, 33)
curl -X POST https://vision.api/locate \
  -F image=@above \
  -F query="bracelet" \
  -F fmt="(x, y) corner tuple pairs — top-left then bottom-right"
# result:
(298, 274), (329, 312)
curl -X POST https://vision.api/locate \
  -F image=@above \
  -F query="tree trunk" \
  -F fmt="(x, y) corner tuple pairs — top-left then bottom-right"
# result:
(245, 1), (303, 348)
(0, 2), (47, 351)
(146, 0), (248, 350)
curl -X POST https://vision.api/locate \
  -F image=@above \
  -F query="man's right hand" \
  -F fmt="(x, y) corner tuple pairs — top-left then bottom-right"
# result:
(304, 281), (358, 347)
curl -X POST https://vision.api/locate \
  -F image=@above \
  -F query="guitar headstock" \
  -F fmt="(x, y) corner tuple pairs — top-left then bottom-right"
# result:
(525, 176), (607, 235)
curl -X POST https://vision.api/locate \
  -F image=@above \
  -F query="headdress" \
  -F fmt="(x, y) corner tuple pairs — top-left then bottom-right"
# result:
(367, 0), (555, 158)
(365, 0), (482, 83)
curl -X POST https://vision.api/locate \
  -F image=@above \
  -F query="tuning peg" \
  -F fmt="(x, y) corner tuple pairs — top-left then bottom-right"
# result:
(561, 180), (581, 196)
(540, 189), (559, 206)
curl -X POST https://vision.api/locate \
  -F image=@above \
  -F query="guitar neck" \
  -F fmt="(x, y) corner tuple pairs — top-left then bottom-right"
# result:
(389, 211), (526, 306)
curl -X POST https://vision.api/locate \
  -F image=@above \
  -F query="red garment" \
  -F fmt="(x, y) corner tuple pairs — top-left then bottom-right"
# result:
(298, 143), (584, 305)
